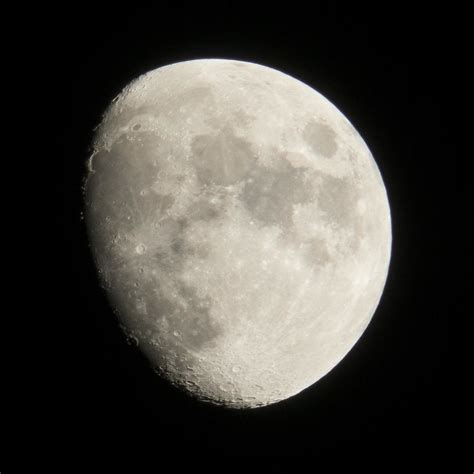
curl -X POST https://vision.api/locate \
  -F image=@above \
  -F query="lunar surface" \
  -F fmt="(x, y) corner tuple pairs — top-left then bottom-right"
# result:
(84, 59), (391, 408)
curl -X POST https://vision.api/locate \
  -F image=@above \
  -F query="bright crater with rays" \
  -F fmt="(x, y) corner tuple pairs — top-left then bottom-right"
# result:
(84, 59), (391, 408)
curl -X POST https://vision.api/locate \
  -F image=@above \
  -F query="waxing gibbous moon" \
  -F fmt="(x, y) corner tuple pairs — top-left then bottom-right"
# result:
(84, 59), (391, 408)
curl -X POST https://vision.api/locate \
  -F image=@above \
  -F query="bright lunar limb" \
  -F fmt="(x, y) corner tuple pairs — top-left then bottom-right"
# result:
(84, 59), (391, 408)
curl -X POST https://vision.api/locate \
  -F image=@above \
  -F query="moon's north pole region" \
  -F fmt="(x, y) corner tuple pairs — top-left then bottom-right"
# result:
(84, 59), (391, 408)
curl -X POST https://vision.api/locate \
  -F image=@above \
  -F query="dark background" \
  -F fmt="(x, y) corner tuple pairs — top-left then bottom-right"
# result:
(55, 2), (467, 460)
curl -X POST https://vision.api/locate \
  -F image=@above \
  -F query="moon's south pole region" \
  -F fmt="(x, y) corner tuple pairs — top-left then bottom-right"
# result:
(84, 59), (391, 408)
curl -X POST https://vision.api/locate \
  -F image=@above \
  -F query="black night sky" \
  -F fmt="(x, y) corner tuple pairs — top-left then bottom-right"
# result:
(54, 2), (467, 462)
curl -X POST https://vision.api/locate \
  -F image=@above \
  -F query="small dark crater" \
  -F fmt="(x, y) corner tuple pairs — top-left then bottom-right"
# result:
(132, 123), (141, 131)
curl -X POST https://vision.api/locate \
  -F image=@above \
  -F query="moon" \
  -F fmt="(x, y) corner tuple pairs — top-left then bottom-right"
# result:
(84, 59), (391, 408)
